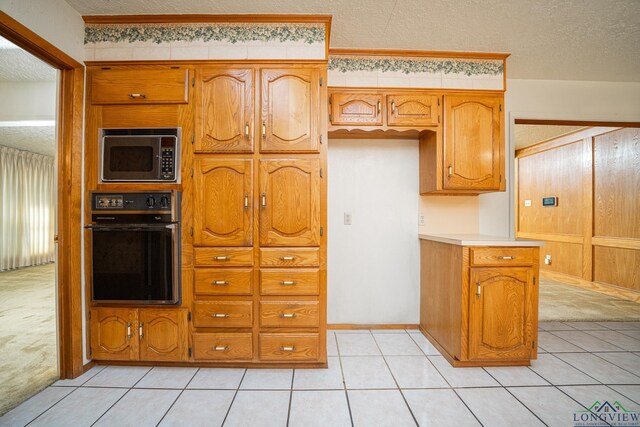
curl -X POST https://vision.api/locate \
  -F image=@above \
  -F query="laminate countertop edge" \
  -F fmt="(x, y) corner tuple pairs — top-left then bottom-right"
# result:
(419, 233), (544, 247)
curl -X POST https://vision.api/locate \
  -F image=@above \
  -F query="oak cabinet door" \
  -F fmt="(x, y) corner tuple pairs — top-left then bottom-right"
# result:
(260, 68), (319, 152)
(138, 309), (188, 362)
(194, 159), (253, 246)
(259, 159), (321, 246)
(195, 68), (254, 152)
(468, 267), (533, 361)
(90, 308), (138, 361)
(387, 94), (439, 127)
(330, 93), (383, 126)
(443, 95), (502, 190)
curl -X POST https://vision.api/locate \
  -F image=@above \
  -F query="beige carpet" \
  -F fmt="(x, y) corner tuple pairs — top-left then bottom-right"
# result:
(0, 263), (58, 416)
(539, 278), (640, 322)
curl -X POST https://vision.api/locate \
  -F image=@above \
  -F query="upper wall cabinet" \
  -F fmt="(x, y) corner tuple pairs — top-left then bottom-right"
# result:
(387, 94), (439, 127)
(194, 68), (254, 153)
(90, 66), (189, 105)
(260, 68), (320, 153)
(330, 93), (383, 126)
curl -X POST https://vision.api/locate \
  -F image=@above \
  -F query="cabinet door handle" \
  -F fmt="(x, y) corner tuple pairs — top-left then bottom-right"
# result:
(281, 281), (297, 285)
(244, 192), (249, 209)
(245, 122), (249, 138)
(497, 256), (515, 260)
(127, 322), (132, 340)
(279, 313), (297, 318)
(391, 100), (395, 113)
(280, 256), (296, 261)
(261, 192), (266, 208)
(212, 280), (229, 285)
(213, 345), (229, 351)
(377, 100), (381, 115)
(448, 165), (452, 177)
(280, 346), (296, 351)
(128, 93), (146, 99)
(476, 282), (481, 298)
(138, 322), (144, 339)
(214, 256), (230, 261)
(262, 122), (266, 138)
(211, 313), (230, 318)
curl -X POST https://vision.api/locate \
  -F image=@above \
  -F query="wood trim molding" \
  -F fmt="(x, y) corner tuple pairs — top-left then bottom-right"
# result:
(592, 236), (640, 251)
(328, 324), (419, 330)
(515, 119), (640, 128)
(515, 127), (620, 158)
(516, 232), (583, 244)
(329, 48), (510, 61)
(83, 14), (333, 25)
(541, 271), (640, 303)
(0, 11), (85, 379)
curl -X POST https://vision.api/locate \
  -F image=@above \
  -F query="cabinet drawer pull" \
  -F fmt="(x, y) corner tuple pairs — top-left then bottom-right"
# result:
(138, 322), (144, 339)
(448, 165), (452, 177)
(280, 346), (296, 351)
(280, 256), (296, 261)
(281, 281), (297, 285)
(497, 256), (515, 260)
(128, 93), (146, 99)
(245, 122), (249, 138)
(213, 256), (230, 261)
(391, 100), (395, 113)
(127, 322), (132, 339)
(377, 100), (381, 115)
(244, 193), (249, 209)
(261, 192), (267, 208)
(262, 122), (266, 138)
(476, 282), (481, 298)
(279, 313), (297, 318)
(211, 313), (230, 318)
(213, 345), (229, 351)
(212, 280), (229, 285)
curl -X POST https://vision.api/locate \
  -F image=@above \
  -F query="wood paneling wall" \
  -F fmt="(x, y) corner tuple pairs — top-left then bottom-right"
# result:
(516, 127), (640, 296)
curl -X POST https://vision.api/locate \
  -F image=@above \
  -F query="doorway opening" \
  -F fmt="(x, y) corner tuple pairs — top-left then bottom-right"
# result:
(513, 119), (640, 322)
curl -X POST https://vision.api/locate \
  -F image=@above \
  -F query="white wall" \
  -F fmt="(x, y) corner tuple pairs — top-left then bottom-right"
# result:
(0, 0), (84, 63)
(0, 82), (57, 121)
(479, 79), (640, 237)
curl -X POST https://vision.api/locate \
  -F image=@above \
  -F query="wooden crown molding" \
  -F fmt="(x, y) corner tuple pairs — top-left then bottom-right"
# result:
(329, 48), (510, 61)
(82, 14), (332, 25)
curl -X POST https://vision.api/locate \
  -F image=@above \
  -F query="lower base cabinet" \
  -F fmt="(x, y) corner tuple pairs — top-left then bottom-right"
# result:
(419, 239), (539, 367)
(259, 333), (320, 361)
(90, 307), (188, 362)
(193, 333), (253, 360)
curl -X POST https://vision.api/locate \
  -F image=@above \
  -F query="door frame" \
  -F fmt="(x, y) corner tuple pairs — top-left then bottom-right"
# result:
(0, 12), (85, 378)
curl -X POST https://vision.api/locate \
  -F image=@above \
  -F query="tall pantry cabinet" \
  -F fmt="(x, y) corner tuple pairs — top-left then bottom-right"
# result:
(190, 65), (327, 366)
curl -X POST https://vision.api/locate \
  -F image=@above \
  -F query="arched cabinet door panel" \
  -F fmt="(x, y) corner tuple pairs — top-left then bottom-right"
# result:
(443, 94), (502, 191)
(139, 309), (188, 362)
(387, 93), (439, 127)
(90, 308), (138, 361)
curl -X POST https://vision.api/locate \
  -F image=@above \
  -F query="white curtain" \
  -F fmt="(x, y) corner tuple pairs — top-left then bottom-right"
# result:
(0, 145), (55, 271)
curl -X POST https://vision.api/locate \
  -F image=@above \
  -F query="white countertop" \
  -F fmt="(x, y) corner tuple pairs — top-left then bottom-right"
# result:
(419, 233), (544, 247)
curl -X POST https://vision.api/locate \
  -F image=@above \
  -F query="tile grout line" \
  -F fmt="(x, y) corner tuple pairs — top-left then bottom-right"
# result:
(588, 352), (640, 379)
(582, 329), (640, 350)
(546, 330), (627, 352)
(23, 387), (82, 426)
(220, 369), (247, 427)
(553, 385), (615, 427)
(286, 369), (295, 427)
(153, 367), (201, 427)
(333, 331), (355, 427)
(603, 384), (640, 407)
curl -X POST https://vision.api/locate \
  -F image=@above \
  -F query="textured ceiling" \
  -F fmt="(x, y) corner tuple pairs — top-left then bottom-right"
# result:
(0, 36), (57, 82)
(64, 0), (640, 82)
(0, 126), (56, 157)
(514, 125), (586, 150)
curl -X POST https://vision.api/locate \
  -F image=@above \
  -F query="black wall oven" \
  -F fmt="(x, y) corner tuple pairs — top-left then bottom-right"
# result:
(87, 191), (181, 305)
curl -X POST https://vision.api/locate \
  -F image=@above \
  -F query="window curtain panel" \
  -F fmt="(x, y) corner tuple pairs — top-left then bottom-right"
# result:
(0, 145), (55, 271)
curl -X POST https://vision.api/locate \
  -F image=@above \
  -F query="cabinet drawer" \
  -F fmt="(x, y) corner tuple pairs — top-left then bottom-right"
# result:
(193, 333), (253, 360)
(387, 94), (439, 127)
(470, 248), (534, 266)
(259, 333), (320, 361)
(330, 93), (383, 126)
(194, 269), (253, 296)
(260, 269), (319, 296)
(260, 301), (319, 328)
(260, 248), (319, 267)
(193, 301), (253, 328)
(90, 68), (188, 104)
(194, 247), (254, 267)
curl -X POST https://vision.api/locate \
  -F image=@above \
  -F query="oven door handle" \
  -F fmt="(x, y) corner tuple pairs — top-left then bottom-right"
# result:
(85, 223), (177, 231)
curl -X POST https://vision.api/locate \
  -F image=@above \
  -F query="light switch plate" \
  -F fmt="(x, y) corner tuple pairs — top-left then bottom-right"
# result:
(524, 199), (532, 207)
(344, 212), (352, 225)
(419, 212), (426, 226)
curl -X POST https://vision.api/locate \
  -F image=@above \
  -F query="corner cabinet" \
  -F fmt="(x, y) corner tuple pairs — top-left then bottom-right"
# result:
(419, 239), (539, 367)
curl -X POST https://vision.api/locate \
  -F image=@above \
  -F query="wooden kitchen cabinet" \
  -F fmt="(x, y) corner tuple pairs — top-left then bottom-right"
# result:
(193, 159), (253, 246)
(330, 92), (383, 126)
(419, 238), (539, 366)
(194, 68), (254, 152)
(260, 68), (320, 152)
(90, 308), (188, 362)
(259, 159), (321, 246)
(89, 66), (189, 105)
(387, 93), (439, 127)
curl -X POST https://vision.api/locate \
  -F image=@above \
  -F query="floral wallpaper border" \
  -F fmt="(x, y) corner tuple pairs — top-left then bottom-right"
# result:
(328, 56), (503, 76)
(85, 22), (326, 45)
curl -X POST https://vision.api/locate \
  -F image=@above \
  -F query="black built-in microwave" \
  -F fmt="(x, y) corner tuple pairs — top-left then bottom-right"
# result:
(100, 128), (180, 182)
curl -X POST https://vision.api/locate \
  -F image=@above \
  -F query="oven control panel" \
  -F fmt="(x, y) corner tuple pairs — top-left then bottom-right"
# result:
(92, 192), (173, 212)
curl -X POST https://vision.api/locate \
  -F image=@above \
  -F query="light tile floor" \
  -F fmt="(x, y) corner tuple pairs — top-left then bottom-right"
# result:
(1, 322), (640, 427)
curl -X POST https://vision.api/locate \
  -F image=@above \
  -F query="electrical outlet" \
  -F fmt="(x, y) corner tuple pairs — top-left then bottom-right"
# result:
(544, 255), (552, 265)
(524, 199), (532, 207)
(419, 212), (426, 226)
(344, 212), (352, 225)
